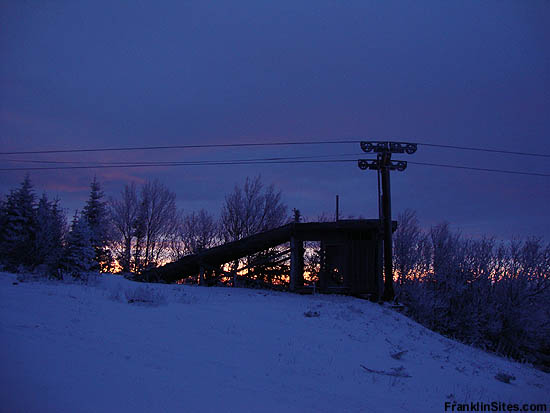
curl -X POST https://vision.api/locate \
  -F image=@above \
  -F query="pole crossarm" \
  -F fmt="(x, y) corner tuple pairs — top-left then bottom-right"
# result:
(358, 159), (407, 171)
(360, 141), (417, 155)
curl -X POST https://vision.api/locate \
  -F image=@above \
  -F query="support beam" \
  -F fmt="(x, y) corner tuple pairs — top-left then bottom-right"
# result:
(380, 155), (394, 301)
(289, 236), (304, 291)
(375, 236), (384, 302)
(199, 266), (205, 286)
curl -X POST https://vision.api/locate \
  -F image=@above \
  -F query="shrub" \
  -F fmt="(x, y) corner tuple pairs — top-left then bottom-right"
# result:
(124, 285), (166, 306)
(394, 211), (550, 365)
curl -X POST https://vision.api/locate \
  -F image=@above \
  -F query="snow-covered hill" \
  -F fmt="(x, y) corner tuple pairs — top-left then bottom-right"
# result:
(0, 272), (548, 412)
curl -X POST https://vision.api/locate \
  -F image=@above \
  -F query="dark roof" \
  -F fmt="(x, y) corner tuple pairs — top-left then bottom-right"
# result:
(147, 219), (391, 282)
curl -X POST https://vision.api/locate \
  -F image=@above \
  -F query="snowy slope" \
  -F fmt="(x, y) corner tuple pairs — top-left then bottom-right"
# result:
(0, 272), (548, 412)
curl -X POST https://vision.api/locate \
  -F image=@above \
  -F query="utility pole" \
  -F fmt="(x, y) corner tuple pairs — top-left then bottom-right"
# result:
(358, 141), (417, 301)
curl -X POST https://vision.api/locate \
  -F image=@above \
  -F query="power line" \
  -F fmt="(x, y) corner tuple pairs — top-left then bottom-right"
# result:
(0, 157), (547, 177)
(407, 161), (550, 177)
(0, 153), (363, 165)
(416, 142), (550, 158)
(1, 139), (548, 158)
(0, 140), (359, 155)
(0, 159), (358, 171)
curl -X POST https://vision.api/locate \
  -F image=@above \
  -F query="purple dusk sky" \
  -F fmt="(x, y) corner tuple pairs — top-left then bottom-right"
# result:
(1, 1), (549, 240)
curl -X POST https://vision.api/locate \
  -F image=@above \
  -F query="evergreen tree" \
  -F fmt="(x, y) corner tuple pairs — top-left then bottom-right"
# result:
(34, 194), (66, 277)
(82, 177), (112, 272)
(34, 193), (53, 266)
(63, 211), (95, 278)
(0, 175), (36, 270)
(48, 198), (66, 273)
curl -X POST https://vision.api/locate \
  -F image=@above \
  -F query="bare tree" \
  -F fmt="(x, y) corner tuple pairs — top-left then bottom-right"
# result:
(183, 209), (219, 255)
(393, 209), (423, 283)
(220, 175), (288, 282)
(169, 209), (219, 260)
(109, 180), (180, 274)
(221, 175), (287, 242)
(109, 183), (139, 273)
(168, 214), (185, 261)
(135, 179), (179, 272)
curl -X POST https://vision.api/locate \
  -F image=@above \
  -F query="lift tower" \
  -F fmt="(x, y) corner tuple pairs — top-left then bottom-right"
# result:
(358, 141), (417, 301)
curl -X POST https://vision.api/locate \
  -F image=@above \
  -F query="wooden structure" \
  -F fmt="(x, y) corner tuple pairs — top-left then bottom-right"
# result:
(147, 219), (396, 299)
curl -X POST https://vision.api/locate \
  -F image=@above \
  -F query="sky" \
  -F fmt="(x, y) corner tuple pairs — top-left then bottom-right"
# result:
(1, 0), (549, 240)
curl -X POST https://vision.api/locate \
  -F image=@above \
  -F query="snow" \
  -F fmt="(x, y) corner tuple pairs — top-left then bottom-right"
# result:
(0, 272), (548, 412)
